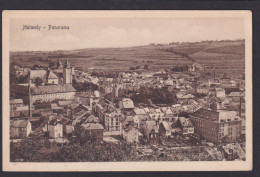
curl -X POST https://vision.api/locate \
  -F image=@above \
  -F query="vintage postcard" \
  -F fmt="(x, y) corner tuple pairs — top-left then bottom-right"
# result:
(2, 10), (252, 171)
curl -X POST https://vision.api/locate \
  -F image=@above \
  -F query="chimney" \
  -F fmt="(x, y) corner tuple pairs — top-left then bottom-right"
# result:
(28, 80), (32, 118)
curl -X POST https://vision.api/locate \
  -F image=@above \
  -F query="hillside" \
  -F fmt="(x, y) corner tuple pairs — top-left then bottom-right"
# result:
(10, 39), (245, 76)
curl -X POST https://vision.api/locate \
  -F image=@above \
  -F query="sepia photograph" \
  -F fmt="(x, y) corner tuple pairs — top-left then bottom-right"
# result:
(2, 10), (252, 171)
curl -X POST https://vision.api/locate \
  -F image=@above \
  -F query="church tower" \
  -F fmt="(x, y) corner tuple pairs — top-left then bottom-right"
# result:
(57, 59), (63, 69)
(63, 59), (73, 84)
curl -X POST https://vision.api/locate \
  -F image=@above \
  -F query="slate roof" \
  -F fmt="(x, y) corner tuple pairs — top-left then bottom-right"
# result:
(190, 108), (219, 121)
(121, 98), (135, 109)
(124, 116), (134, 122)
(161, 121), (171, 131)
(47, 70), (59, 79)
(29, 70), (46, 80)
(86, 115), (99, 123)
(82, 123), (104, 130)
(143, 107), (151, 114)
(134, 108), (146, 115)
(31, 84), (76, 95)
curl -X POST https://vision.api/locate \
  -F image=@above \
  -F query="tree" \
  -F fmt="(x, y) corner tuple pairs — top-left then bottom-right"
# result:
(49, 62), (55, 68)
(35, 77), (44, 87)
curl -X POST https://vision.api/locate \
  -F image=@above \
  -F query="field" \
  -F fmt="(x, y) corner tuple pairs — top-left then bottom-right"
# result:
(10, 40), (245, 76)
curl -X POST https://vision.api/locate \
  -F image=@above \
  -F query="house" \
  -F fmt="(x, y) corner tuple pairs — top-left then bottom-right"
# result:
(143, 107), (151, 114)
(149, 113), (164, 122)
(51, 103), (63, 113)
(75, 92), (94, 107)
(177, 94), (195, 105)
(171, 104), (184, 115)
(122, 122), (142, 144)
(161, 107), (173, 115)
(159, 121), (172, 137)
(71, 108), (89, 120)
(65, 121), (74, 134)
(170, 119), (182, 135)
(182, 101), (201, 113)
(48, 119), (63, 139)
(196, 86), (209, 95)
(228, 92), (245, 103)
(81, 123), (104, 143)
(208, 96), (230, 111)
(143, 121), (159, 144)
(26, 69), (47, 85)
(154, 108), (162, 114)
(10, 119), (31, 139)
(190, 108), (241, 143)
(92, 103), (105, 121)
(133, 108), (149, 122)
(178, 117), (194, 135)
(86, 115), (100, 123)
(103, 110), (122, 135)
(46, 70), (59, 85)
(10, 99), (23, 111)
(119, 98), (135, 111)
(133, 108), (146, 115)
(58, 117), (71, 135)
(124, 116), (134, 123)
(71, 103), (90, 116)
(132, 115), (142, 128)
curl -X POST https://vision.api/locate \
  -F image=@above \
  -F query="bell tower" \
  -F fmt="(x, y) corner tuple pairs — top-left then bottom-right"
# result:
(57, 59), (63, 69)
(63, 59), (73, 84)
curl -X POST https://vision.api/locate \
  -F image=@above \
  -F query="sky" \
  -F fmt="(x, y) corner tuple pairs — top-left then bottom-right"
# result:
(10, 17), (245, 51)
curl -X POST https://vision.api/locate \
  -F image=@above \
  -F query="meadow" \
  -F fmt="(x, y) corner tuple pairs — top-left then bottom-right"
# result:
(10, 39), (245, 77)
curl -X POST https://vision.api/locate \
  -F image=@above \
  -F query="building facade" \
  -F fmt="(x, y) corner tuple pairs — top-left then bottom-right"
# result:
(190, 108), (242, 143)
(30, 84), (76, 103)
(10, 119), (31, 139)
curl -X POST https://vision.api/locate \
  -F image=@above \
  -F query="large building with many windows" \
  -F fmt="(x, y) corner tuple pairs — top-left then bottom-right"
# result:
(189, 108), (241, 143)
(30, 84), (76, 103)
(15, 59), (76, 104)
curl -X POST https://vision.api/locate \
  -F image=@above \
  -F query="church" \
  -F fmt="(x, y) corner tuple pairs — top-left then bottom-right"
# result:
(17, 59), (76, 104)
(28, 59), (74, 85)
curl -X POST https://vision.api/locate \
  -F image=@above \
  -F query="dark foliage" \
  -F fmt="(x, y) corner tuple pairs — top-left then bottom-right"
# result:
(35, 77), (44, 87)
(72, 79), (99, 92)
(131, 86), (177, 105)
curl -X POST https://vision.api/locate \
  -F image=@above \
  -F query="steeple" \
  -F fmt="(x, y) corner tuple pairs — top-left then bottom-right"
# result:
(64, 59), (71, 68)
(63, 59), (73, 84)
(57, 59), (63, 69)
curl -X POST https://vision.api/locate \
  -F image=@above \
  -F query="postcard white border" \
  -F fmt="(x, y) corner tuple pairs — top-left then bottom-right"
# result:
(2, 10), (253, 171)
